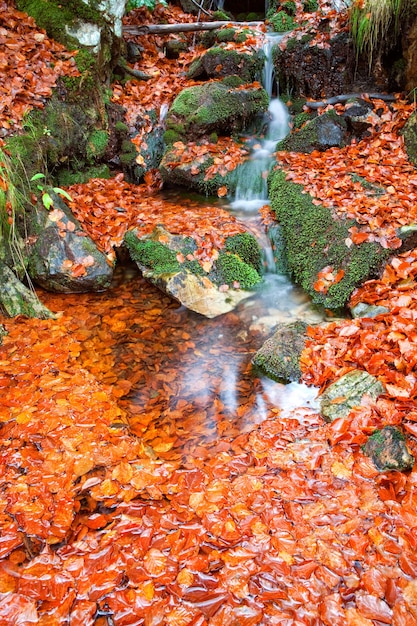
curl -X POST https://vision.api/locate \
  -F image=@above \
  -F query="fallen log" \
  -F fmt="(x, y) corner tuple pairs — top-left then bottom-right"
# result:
(123, 20), (263, 36)
(304, 92), (397, 109)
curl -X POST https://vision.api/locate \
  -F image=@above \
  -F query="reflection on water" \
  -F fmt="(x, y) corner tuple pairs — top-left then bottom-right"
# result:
(107, 260), (322, 463)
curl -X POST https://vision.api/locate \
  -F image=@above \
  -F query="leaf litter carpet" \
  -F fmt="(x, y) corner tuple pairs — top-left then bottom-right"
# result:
(1, 265), (417, 625)
(1, 0), (417, 623)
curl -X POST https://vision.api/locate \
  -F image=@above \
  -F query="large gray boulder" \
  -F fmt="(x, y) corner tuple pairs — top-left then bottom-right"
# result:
(27, 193), (113, 293)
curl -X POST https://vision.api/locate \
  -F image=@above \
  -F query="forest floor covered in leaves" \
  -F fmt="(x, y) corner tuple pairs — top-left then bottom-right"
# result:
(2, 1), (417, 624)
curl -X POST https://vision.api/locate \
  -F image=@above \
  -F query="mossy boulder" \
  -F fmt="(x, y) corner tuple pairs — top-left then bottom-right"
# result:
(267, 169), (391, 310)
(187, 47), (264, 83)
(276, 110), (348, 153)
(164, 79), (269, 142)
(124, 227), (263, 318)
(4, 93), (121, 189)
(363, 426), (414, 472)
(320, 370), (385, 422)
(252, 320), (309, 383)
(26, 193), (113, 293)
(16, 0), (124, 81)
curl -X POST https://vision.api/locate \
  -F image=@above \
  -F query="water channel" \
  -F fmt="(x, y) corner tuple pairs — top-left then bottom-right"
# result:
(83, 34), (326, 463)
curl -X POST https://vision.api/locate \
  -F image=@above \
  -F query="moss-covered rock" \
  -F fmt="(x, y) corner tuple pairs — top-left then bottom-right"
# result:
(252, 320), (308, 383)
(16, 0), (124, 82)
(165, 79), (269, 142)
(124, 227), (261, 318)
(268, 11), (297, 33)
(268, 169), (391, 309)
(0, 261), (53, 319)
(187, 47), (264, 83)
(276, 109), (348, 153)
(4, 91), (118, 188)
(320, 370), (385, 422)
(363, 426), (414, 472)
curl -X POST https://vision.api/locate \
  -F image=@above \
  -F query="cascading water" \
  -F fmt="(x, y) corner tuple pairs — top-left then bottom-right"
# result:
(231, 33), (289, 211)
(115, 29), (324, 457)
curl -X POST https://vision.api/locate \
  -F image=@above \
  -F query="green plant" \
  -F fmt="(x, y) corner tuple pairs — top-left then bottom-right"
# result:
(303, 0), (318, 11)
(349, 0), (412, 69)
(215, 251), (262, 290)
(126, 0), (167, 12)
(224, 232), (263, 273)
(30, 173), (72, 210)
(269, 11), (296, 33)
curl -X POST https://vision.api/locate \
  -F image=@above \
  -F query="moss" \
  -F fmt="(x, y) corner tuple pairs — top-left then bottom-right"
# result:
(56, 164), (110, 186)
(224, 232), (263, 274)
(236, 31), (250, 43)
(268, 169), (390, 309)
(221, 75), (245, 88)
(124, 233), (181, 276)
(217, 28), (237, 43)
(86, 129), (109, 162)
(282, 1), (296, 15)
(119, 139), (137, 165)
(212, 10), (231, 21)
(292, 112), (311, 129)
(215, 251), (262, 290)
(269, 11), (297, 33)
(16, 0), (103, 49)
(162, 130), (180, 146)
(115, 121), (129, 133)
(303, 0), (318, 11)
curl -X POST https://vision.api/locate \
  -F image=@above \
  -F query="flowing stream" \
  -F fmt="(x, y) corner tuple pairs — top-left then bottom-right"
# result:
(110, 33), (325, 461)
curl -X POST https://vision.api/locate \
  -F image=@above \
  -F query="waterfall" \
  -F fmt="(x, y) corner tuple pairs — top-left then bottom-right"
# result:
(231, 33), (289, 212)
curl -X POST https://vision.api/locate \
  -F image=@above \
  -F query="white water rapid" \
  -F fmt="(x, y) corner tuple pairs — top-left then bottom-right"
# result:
(231, 34), (289, 212)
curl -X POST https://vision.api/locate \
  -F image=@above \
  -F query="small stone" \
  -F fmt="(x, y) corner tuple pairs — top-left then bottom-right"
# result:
(252, 321), (308, 383)
(363, 426), (414, 472)
(320, 370), (385, 422)
(350, 302), (390, 318)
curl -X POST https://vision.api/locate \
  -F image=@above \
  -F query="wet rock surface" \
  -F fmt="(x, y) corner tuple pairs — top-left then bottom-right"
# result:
(320, 369), (385, 422)
(26, 193), (114, 293)
(363, 426), (414, 472)
(252, 320), (309, 383)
